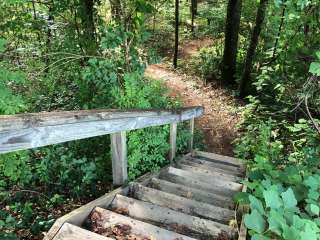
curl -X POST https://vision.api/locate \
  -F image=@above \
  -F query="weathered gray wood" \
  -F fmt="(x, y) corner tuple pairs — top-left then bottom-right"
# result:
(111, 131), (127, 185)
(186, 156), (245, 175)
(149, 178), (234, 209)
(175, 162), (241, 182)
(238, 179), (249, 240)
(169, 122), (177, 162)
(194, 150), (243, 167)
(160, 170), (237, 197)
(53, 223), (112, 240)
(93, 207), (197, 240)
(44, 186), (128, 240)
(0, 107), (204, 154)
(180, 158), (243, 177)
(111, 194), (234, 238)
(167, 167), (242, 192)
(189, 118), (195, 152)
(131, 183), (234, 223)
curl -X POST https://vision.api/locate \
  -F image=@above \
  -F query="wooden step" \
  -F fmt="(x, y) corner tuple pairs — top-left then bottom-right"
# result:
(53, 223), (112, 240)
(180, 158), (243, 177)
(131, 183), (234, 223)
(167, 167), (242, 192)
(110, 194), (234, 238)
(91, 207), (196, 240)
(193, 151), (243, 167)
(175, 161), (242, 182)
(160, 170), (236, 197)
(149, 177), (234, 209)
(185, 156), (245, 175)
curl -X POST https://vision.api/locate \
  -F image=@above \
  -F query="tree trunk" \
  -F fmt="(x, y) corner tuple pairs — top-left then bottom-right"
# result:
(109, 0), (122, 22)
(190, 0), (197, 33)
(173, 0), (179, 68)
(222, 0), (242, 85)
(79, 0), (97, 55)
(239, 0), (269, 98)
(272, 2), (286, 59)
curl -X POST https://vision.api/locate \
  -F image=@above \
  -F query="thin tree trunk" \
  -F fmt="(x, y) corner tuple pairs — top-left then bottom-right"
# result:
(45, 1), (54, 73)
(222, 0), (242, 85)
(109, 0), (122, 22)
(190, 0), (197, 33)
(173, 0), (179, 68)
(79, 0), (97, 55)
(239, 0), (269, 98)
(272, 3), (286, 59)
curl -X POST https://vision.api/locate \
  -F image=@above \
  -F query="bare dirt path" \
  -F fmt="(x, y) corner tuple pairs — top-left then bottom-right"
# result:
(145, 38), (241, 156)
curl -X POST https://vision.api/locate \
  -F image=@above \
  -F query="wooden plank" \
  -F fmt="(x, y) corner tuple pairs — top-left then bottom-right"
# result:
(185, 156), (245, 175)
(131, 183), (234, 223)
(189, 118), (194, 152)
(238, 179), (248, 240)
(160, 170), (237, 197)
(93, 207), (197, 240)
(111, 131), (127, 185)
(0, 106), (204, 154)
(194, 150), (243, 167)
(180, 158), (243, 177)
(167, 167), (242, 192)
(44, 186), (128, 240)
(175, 162), (242, 182)
(53, 223), (112, 240)
(111, 194), (234, 238)
(149, 178), (234, 209)
(169, 122), (177, 162)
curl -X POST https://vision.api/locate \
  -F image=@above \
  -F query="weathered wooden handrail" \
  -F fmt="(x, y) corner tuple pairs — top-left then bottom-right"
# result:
(0, 106), (204, 184)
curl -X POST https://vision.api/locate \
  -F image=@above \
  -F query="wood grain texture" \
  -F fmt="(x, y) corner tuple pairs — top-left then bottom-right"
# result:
(131, 183), (234, 223)
(0, 107), (204, 154)
(53, 223), (112, 240)
(110, 194), (234, 238)
(111, 131), (127, 185)
(149, 177), (235, 209)
(175, 162), (242, 182)
(160, 170), (237, 197)
(185, 156), (245, 175)
(180, 158), (243, 177)
(194, 150), (243, 167)
(44, 186), (128, 240)
(167, 167), (242, 192)
(189, 118), (195, 152)
(93, 207), (197, 240)
(169, 122), (177, 162)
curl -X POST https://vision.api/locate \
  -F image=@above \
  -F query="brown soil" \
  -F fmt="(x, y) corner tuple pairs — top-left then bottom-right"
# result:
(145, 38), (241, 156)
(179, 37), (214, 59)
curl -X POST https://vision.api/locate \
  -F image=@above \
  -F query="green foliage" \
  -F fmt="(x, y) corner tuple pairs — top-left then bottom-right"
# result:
(235, 118), (320, 239)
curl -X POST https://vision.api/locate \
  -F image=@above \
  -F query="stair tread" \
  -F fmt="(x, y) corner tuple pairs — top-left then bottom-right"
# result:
(193, 150), (243, 167)
(91, 207), (196, 240)
(185, 156), (245, 175)
(160, 171), (237, 197)
(180, 158), (243, 177)
(167, 167), (242, 192)
(149, 177), (234, 209)
(47, 151), (245, 240)
(110, 194), (234, 238)
(175, 161), (242, 182)
(131, 183), (234, 223)
(53, 223), (112, 240)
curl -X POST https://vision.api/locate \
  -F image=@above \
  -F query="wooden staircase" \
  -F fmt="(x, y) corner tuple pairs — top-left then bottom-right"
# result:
(48, 150), (245, 240)
(0, 106), (247, 239)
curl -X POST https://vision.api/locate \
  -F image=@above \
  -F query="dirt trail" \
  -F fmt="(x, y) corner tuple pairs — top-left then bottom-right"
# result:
(145, 38), (241, 156)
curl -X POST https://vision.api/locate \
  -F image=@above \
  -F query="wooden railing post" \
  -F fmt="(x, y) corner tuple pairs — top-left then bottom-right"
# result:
(169, 123), (177, 163)
(189, 118), (194, 152)
(111, 131), (127, 185)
